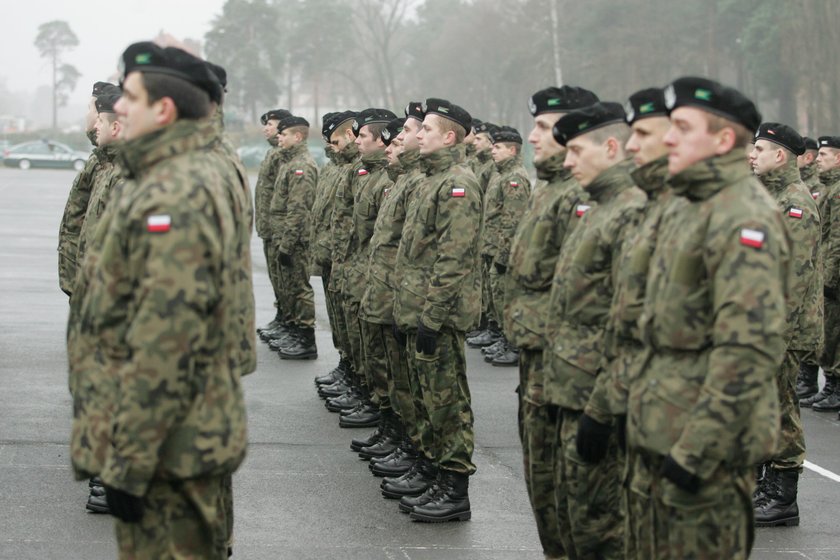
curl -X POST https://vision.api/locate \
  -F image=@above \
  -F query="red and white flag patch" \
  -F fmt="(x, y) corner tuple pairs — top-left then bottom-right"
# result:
(788, 207), (803, 219)
(294, 169), (304, 176)
(740, 228), (764, 248)
(358, 169), (369, 176)
(509, 181), (519, 188)
(384, 188), (391, 197)
(576, 204), (591, 217)
(147, 214), (171, 233)
(812, 192), (821, 199)
(451, 187), (466, 197)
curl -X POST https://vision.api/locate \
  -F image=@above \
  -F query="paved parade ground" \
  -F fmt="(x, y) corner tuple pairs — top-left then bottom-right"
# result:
(1, 168), (839, 559)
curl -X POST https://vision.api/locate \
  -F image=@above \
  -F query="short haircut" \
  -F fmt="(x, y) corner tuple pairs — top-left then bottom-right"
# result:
(586, 123), (631, 146)
(101, 112), (119, 124)
(285, 125), (309, 140)
(495, 141), (520, 155)
(705, 114), (752, 149)
(437, 117), (466, 144)
(141, 73), (211, 120)
(364, 122), (387, 140)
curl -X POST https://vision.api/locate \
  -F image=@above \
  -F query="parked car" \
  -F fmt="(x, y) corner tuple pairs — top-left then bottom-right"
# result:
(2, 140), (89, 171)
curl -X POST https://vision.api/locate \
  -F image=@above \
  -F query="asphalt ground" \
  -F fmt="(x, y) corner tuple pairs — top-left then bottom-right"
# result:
(1, 167), (838, 559)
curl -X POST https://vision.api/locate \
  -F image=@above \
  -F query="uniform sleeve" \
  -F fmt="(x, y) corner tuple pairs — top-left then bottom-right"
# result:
(100, 201), (221, 496)
(824, 190), (840, 291)
(781, 197), (820, 342)
(254, 151), (279, 237)
(58, 158), (97, 294)
(495, 174), (532, 267)
(277, 162), (317, 253)
(330, 167), (356, 263)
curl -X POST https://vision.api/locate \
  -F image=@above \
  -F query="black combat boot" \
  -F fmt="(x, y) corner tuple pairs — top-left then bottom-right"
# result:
(260, 320), (291, 342)
(279, 327), (318, 360)
(256, 311), (282, 336)
(410, 470), (471, 522)
(267, 325), (297, 350)
(465, 314), (488, 339)
(382, 459), (437, 499)
(755, 468), (799, 527)
(339, 401), (380, 428)
(315, 357), (349, 386)
(351, 419), (387, 452)
(480, 338), (505, 357)
(371, 439), (417, 477)
(753, 463), (772, 506)
(801, 374), (835, 408)
(812, 375), (840, 411)
(795, 362), (820, 400)
(318, 375), (353, 399)
(325, 389), (363, 413)
(491, 341), (519, 367)
(466, 321), (502, 348)
(359, 414), (401, 459)
(85, 485), (110, 513)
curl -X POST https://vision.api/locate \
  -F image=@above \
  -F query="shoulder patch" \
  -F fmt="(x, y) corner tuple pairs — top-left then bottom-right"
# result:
(358, 169), (369, 176)
(740, 228), (765, 249)
(509, 181), (519, 188)
(146, 214), (171, 233)
(575, 204), (591, 217)
(812, 192), (820, 199)
(451, 186), (466, 198)
(788, 207), (803, 219)
(294, 169), (304, 176)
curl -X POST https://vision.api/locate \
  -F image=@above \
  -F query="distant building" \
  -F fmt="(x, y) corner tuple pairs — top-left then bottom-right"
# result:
(0, 115), (27, 133)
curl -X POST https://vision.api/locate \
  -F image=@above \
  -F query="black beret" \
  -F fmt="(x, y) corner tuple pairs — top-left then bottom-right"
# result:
(754, 123), (805, 156)
(404, 101), (425, 122)
(552, 102), (626, 146)
(277, 115), (309, 133)
(473, 121), (498, 136)
(323, 110), (357, 141)
(119, 42), (219, 100)
(205, 61), (227, 104)
(819, 136), (840, 149)
(664, 76), (761, 132)
(92, 81), (119, 98)
(423, 98), (472, 133)
(470, 118), (483, 133)
(803, 137), (818, 151)
(95, 90), (121, 113)
(321, 112), (338, 141)
(490, 125), (523, 145)
(261, 109), (292, 125)
(352, 108), (398, 137)
(381, 118), (405, 146)
(624, 87), (667, 125)
(528, 86), (599, 116)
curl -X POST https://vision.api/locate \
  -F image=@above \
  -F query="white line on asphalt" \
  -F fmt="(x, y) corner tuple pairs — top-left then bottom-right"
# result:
(804, 460), (840, 483)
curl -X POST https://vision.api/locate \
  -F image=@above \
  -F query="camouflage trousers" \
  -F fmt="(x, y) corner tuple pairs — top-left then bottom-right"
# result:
(362, 320), (391, 411)
(489, 265), (507, 333)
(820, 296), (840, 378)
(114, 475), (229, 560)
(381, 323), (417, 438)
(274, 246), (315, 329)
(555, 408), (623, 559)
(771, 350), (806, 470)
(341, 297), (367, 390)
(481, 259), (496, 324)
(625, 449), (754, 560)
(406, 329), (476, 474)
(519, 349), (565, 558)
(262, 239), (284, 316)
(320, 267), (342, 354)
(328, 284), (352, 369)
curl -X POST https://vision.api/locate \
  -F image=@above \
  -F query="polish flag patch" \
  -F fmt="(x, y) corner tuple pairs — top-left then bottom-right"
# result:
(788, 207), (803, 219)
(509, 181), (519, 188)
(740, 228), (765, 249)
(812, 192), (821, 199)
(147, 214), (171, 233)
(451, 187), (466, 197)
(576, 204), (591, 217)
(358, 169), (369, 176)
(294, 169), (304, 176)
(384, 188), (391, 197)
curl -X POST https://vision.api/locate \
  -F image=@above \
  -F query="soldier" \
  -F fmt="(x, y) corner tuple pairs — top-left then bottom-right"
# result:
(387, 98), (480, 522)
(626, 77), (787, 560)
(266, 115), (319, 359)
(57, 81), (120, 298)
(481, 126), (531, 367)
(504, 86), (597, 560)
(71, 42), (247, 558)
(748, 123), (821, 527)
(802, 135), (840, 414)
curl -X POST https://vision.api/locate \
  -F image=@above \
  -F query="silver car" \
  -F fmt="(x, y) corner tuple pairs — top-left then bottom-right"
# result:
(2, 140), (89, 171)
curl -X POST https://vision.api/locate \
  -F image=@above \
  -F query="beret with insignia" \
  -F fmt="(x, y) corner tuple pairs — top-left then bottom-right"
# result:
(473, 121), (498, 136)
(819, 136), (840, 149)
(470, 118), (483, 134)
(95, 89), (122, 114)
(277, 115), (309, 133)
(423, 98), (472, 134)
(352, 108), (398, 137)
(552, 102), (626, 146)
(118, 42), (219, 100)
(663, 76), (761, 132)
(260, 109), (291, 125)
(528, 86), (600, 116)
(404, 101), (425, 122)
(381, 117), (405, 146)
(803, 137), (818, 151)
(92, 81), (119, 98)
(320, 112), (338, 141)
(624, 87), (667, 125)
(754, 122), (806, 156)
(490, 125), (523, 145)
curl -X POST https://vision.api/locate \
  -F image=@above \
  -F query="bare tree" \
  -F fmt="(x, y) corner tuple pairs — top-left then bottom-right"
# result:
(34, 20), (80, 130)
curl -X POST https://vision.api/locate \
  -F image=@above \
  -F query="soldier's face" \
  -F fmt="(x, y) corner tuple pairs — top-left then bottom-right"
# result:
(626, 116), (670, 167)
(263, 119), (280, 140)
(85, 97), (98, 133)
(474, 133), (492, 153)
(491, 142), (516, 163)
(278, 129), (301, 149)
(663, 107), (728, 175)
(114, 73), (167, 141)
(417, 115), (449, 155)
(401, 118), (421, 152)
(748, 139), (785, 175)
(797, 150), (816, 168)
(464, 130), (476, 146)
(564, 135), (613, 187)
(529, 113), (564, 164)
(385, 138), (403, 165)
(355, 125), (385, 155)
(817, 148), (840, 173)
(94, 113), (118, 146)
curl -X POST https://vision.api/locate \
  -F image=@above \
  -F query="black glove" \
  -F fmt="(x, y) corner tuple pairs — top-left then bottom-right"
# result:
(392, 323), (407, 347)
(661, 455), (701, 494)
(616, 414), (627, 451)
(825, 286), (838, 301)
(415, 322), (438, 355)
(105, 486), (145, 523)
(482, 254), (493, 267)
(278, 251), (292, 267)
(494, 262), (507, 275)
(575, 414), (612, 463)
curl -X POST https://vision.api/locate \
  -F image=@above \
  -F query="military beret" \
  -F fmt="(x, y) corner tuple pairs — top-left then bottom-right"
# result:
(528, 86), (599, 116)
(352, 108), (398, 137)
(118, 42), (219, 100)
(754, 123), (805, 156)
(664, 76), (761, 132)
(624, 87), (667, 125)
(92, 81), (119, 98)
(473, 121), (498, 136)
(325, 110), (358, 140)
(205, 61), (227, 104)
(381, 118), (405, 146)
(95, 90), (121, 113)
(819, 136), (840, 149)
(470, 118), (483, 133)
(803, 137), (818, 151)
(261, 109), (292, 125)
(552, 102), (626, 146)
(490, 125), (523, 145)
(277, 115), (309, 133)
(320, 112), (338, 141)
(423, 98), (472, 133)
(404, 101), (425, 122)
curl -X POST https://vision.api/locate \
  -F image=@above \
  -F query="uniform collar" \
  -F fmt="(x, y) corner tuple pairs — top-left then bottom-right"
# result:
(495, 153), (523, 173)
(422, 146), (462, 176)
(337, 142), (359, 164)
(476, 149), (492, 163)
(667, 150), (752, 202)
(585, 158), (635, 203)
(398, 148), (421, 172)
(534, 151), (571, 181)
(799, 161), (818, 183)
(758, 161), (801, 195)
(820, 167), (840, 187)
(118, 119), (218, 180)
(630, 156), (669, 199)
(360, 149), (388, 171)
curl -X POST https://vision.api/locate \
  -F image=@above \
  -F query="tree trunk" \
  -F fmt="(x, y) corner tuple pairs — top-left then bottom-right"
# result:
(549, 0), (563, 86)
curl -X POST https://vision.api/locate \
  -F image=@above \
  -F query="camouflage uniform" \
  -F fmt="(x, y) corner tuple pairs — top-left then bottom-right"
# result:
(503, 152), (587, 558)
(474, 150), (498, 323)
(393, 146), (481, 475)
(254, 144), (285, 313)
(759, 162), (820, 470)
(76, 144), (123, 267)
(71, 119), (248, 558)
(820, 168), (840, 380)
(269, 142), (318, 329)
(361, 149), (424, 433)
(626, 150), (788, 559)
(798, 162), (825, 379)
(58, 146), (100, 296)
(543, 159), (645, 559)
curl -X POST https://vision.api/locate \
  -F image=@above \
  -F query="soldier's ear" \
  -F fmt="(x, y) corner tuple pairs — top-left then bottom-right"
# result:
(713, 126), (737, 155)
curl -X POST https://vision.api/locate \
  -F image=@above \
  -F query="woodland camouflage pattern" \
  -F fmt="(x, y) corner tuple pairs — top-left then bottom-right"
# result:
(76, 144), (123, 267)
(481, 153), (531, 267)
(58, 150), (100, 295)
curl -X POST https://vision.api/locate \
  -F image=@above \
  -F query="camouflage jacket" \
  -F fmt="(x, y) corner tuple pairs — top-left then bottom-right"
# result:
(77, 144), (123, 267)
(393, 146), (482, 332)
(821, 169), (840, 291)
(542, 160), (646, 410)
(310, 148), (341, 269)
(254, 144), (283, 239)
(761, 163), (823, 353)
(585, 157), (680, 422)
(327, 143), (361, 293)
(269, 142), (318, 254)
(73, 120), (247, 495)
(342, 151), (392, 303)
(475, 151), (497, 196)
(481, 154), (531, 265)
(628, 150), (788, 480)
(58, 149), (100, 295)
(503, 153), (590, 351)
(360, 149), (424, 324)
